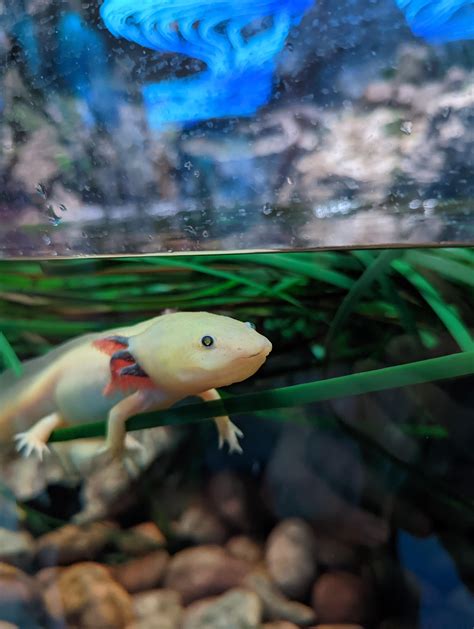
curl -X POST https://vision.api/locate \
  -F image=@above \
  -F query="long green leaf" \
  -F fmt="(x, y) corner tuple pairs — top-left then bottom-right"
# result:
(49, 349), (474, 443)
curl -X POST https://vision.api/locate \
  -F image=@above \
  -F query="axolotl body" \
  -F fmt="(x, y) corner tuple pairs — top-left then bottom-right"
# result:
(0, 312), (272, 462)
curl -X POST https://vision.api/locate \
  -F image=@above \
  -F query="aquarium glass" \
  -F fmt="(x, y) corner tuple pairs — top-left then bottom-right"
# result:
(1, 1), (474, 629)
(0, 0), (473, 256)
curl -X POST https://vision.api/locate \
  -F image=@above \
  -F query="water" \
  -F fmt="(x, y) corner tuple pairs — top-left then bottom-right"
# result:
(0, 249), (474, 628)
(1, 0), (474, 627)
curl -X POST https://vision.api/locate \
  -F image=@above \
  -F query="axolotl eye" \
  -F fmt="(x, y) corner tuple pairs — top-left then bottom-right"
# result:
(201, 335), (215, 348)
(245, 321), (256, 330)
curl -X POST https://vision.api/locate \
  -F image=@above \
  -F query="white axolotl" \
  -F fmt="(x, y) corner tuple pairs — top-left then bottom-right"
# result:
(0, 312), (272, 462)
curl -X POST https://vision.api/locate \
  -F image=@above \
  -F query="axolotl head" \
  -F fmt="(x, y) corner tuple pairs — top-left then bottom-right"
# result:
(132, 311), (272, 395)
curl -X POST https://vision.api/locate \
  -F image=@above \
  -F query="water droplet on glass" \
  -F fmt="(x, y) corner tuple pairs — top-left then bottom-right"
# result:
(286, 176), (294, 185)
(41, 234), (52, 245)
(262, 203), (273, 216)
(202, 230), (209, 238)
(58, 204), (68, 212)
(400, 121), (413, 135)
(238, 208), (247, 216)
(409, 199), (422, 210)
(193, 170), (200, 178)
(184, 161), (192, 171)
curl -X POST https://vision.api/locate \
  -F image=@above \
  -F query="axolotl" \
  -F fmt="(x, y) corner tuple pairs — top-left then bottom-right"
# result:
(0, 312), (272, 462)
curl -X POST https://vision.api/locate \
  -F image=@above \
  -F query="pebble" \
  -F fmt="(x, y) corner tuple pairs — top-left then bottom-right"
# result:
(182, 588), (262, 629)
(226, 535), (264, 564)
(112, 550), (170, 593)
(0, 563), (45, 628)
(172, 502), (228, 545)
(132, 589), (183, 628)
(311, 571), (374, 625)
(164, 545), (251, 604)
(244, 571), (316, 626)
(43, 561), (133, 628)
(36, 522), (116, 566)
(263, 623), (299, 629)
(265, 518), (318, 599)
(363, 82), (393, 105)
(207, 471), (256, 532)
(115, 522), (166, 556)
(0, 528), (35, 569)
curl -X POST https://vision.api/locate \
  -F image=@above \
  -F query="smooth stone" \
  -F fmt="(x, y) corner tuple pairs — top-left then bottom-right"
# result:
(265, 518), (318, 599)
(182, 588), (262, 629)
(312, 571), (374, 625)
(115, 522), (166, 556)
(0, 528), (35, 569)
(0, 563), (45, 628)
(164, 545), (250, 605)
(35, 522), (116, 566)
(172, 502), (228, 545)
(43, 561), (133, 628)
(226, 535), (264, 564)
(132, 589), (183, 628)
(244, 571), (316, 626)
(112, 550), (170, 593)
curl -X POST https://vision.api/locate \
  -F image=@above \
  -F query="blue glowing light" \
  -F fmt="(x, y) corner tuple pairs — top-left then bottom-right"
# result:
(101, 0), (314, 128)
(396, 0), (474, 42)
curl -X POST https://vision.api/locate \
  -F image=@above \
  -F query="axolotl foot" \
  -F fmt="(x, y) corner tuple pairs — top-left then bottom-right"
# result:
(216, 418), (244, 454)
(14, 432), (50, 461)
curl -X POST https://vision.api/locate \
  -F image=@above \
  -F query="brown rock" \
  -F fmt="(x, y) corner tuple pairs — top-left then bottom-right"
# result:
(35, 566), (63, 588)
(207, 471), (255, 532)
(133, 589), (183, 628)
(0, 528), (35, 569)
(244, 571), (316, 626)
(265, 518), (318, 599)
(43, 562), (133, 628)
(312, 572), (374, 625)
(172, 502), (228, 545)
(112, 550), (170, 593)
(263, 623), (299, 629)
(0, 563), (45, 627)
(115, 522), (166, 556)
(226, 536), (263, 564)
(164, 545), (251, 604)
(0, 622), (20, 629)
(182, 588), (262, 629)
(36, 522), (116, 566)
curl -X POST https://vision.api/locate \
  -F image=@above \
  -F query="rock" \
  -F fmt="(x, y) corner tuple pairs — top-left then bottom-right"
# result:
(207, 472), (255, 532)
(112, 550), (170, 593)
(0, 622), (20, 629)
(262, 623), (299, 629)
(0, 528), (35, 569)
(36, 522), (116, 566)
(0, 563), (45, 628)
(182, 588), (262, 629)
(172, 502), (228, 545)
(265, 518), (318, 599)
(115, 522), (166, 556)
(311, 572), (374, 625)
(226, 536), (263, 564)
(132, 589), (183, 628)
(164, 545), (251, 604)
(244, 571), (316, 626)
(43, 562), (133, 628)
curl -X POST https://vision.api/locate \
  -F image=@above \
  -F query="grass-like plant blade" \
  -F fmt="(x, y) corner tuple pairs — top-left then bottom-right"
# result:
(392, 259), (474, 351)
(0, 332), (23, 376)
(49, 349), (474, 443)
(326, 250), (401, 344)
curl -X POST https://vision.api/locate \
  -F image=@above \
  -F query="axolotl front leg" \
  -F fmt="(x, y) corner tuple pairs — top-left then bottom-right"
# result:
(100, 387), (243, 460)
